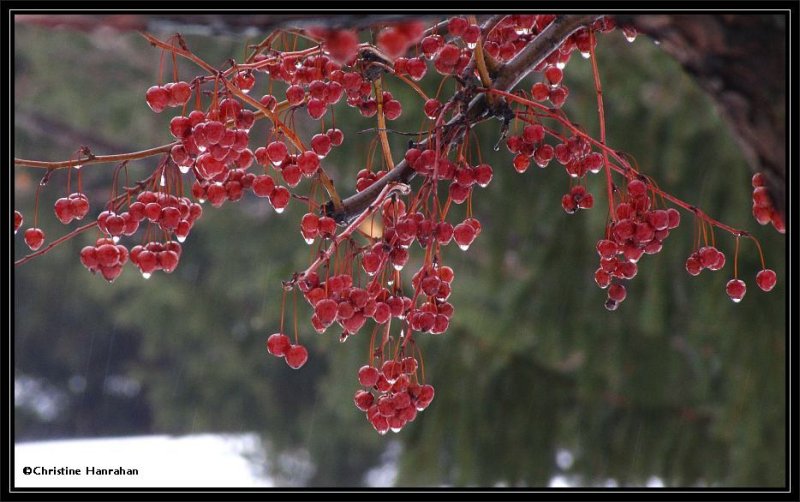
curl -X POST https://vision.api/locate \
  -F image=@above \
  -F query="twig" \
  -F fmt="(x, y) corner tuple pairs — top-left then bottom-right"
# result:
(296, 182), (411, 283)
(15, 143), (177, 171)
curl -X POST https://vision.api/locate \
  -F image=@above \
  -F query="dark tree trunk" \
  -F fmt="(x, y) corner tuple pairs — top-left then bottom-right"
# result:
(616, 14), (786, 217)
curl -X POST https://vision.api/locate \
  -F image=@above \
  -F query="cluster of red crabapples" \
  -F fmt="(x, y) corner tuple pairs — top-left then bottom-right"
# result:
(79, 237), (130, 282)
(266, 332), (309, 370)
(594, 178), (681, 310)
(355, 357), (435, 434)
(54, 192), (91, 225)
(506, 123), (555, 174)
(403, 146), (493, 207)
(751, 172), (785, 234)
(76, 188), (198, 281)
(145, 81), (192, 113)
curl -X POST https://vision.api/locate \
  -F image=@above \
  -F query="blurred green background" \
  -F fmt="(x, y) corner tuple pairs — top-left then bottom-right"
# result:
(13, 16), (786, 487)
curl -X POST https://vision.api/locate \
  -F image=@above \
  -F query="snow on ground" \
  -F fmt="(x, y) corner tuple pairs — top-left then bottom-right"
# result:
(14, 433), (272, 488)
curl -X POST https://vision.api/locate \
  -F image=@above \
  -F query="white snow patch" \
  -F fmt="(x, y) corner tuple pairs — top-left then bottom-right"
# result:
(14, 433), (272, 488)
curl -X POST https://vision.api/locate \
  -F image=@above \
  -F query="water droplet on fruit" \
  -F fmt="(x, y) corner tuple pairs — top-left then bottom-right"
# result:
(177, 235), (186, 243)
(242, 88), (250, 94)
(392, 263), (405, 271)
(274, 207), (285, 214)
(112, 236), (120, 244)
(178, 164), (191, 174)
(458, 243), (470, 251)
(580, 51), (591, 59)
(731, 297), (742, 304)
(74, 164), (83, 170)
(556, 61), (566, 70)
(625, 34), (637, 43)
(142, 272), (151, 279)
(390, 426), (402, 433)
(198, 145), (207, 152)
(304, 237), (315, 245)
(466, 42), (477, 49)
(377, 428), (388, 436)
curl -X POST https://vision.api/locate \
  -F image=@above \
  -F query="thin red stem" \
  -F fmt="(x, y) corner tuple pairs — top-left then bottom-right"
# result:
(487, 88), (748, 238)
(588, 30), (615, 223)
(15, 221), (98, 266)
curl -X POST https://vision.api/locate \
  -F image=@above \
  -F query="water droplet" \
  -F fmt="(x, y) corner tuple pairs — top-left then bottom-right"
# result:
(580, 51), (591, 59)
(274, 207), (285, 214)
(377, 429), (388, 436)
(304, 236), (315, 245)
(556, 61), (566, 70)
(177, 235), (186, 243)
(178, 164), (191, 174)
(242, 89), (250, 94)
(142, 272), (151, 279)
(390, 426), (402, 433)
(160, 174), (166, 186)
(74, 164), (83, 170)
(458, 243), (470, 251)
(112, 236), (120, 244)
(198, 198), (206, 204)
(625, 34), (637, 43)
(653, 39), (661, 45)
(392, 263), (405, 271)
(198, 145), (207, 152)
(387, 279), (394, 286)
(731, 297), (742, 303)
(466, 42), (476, 50)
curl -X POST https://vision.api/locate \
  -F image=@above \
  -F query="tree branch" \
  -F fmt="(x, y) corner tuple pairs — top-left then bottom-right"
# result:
(326, 14), (601, 224)
(15, 143), (177, 170)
